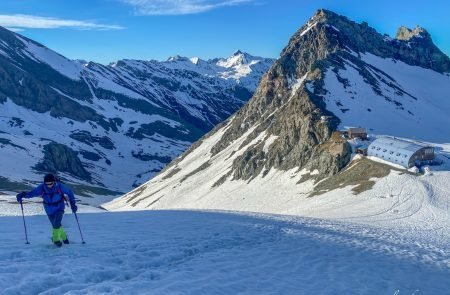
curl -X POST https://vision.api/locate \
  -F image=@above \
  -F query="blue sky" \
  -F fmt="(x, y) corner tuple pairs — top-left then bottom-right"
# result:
(1, 0), (449, 64)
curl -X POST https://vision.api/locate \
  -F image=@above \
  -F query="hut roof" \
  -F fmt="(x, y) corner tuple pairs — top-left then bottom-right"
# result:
(348, 128), (366, 133)
(368, 137), (432, 168)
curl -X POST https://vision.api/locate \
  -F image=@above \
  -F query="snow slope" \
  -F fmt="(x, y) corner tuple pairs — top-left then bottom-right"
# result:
(0, 97), (189, 195)
(15, 35), (83, 80)
(321, 52), (450, 143)
(103, 123), (450, 223)
(0, 209), (449, 294)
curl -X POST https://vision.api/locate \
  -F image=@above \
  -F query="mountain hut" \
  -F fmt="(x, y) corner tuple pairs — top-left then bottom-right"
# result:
(368, 137), (435, 168)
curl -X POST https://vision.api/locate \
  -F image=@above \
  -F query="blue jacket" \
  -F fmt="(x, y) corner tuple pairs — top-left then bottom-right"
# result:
(24, 182), (76, 216)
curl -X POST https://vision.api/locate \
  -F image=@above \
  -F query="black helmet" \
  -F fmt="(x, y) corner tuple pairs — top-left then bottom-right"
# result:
(44, 173), (55, 183)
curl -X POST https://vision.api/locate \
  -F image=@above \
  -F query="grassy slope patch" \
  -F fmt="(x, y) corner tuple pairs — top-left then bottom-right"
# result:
(310, 157), (399, 197)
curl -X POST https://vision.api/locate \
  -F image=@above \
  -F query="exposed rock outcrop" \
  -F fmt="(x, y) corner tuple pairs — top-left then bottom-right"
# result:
(34, 143), (91, 181)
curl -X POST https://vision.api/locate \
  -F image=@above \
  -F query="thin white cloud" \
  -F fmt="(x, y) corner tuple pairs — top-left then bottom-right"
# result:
(121, 0), (254, 15)
(0, 14), (124, 30)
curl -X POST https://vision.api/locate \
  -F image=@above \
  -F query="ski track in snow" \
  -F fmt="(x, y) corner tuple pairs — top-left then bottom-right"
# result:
(0, 210), (449, 294)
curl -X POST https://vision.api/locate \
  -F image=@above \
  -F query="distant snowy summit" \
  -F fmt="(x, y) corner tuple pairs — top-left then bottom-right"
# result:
(158, 50), (274, 90)
(104, 9), (450, 213)
(0, 25), (274, 198)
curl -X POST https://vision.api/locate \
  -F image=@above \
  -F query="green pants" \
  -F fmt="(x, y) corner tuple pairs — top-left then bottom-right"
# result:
(52, 227), (67, 242)
(48, 211), (67, 242)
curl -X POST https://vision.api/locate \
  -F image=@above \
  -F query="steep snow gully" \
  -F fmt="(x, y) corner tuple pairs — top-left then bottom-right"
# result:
(0, 210), (449, 294)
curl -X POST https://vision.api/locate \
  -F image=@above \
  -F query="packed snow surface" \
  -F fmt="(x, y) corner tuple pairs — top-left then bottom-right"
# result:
(0, 209), (449, 294)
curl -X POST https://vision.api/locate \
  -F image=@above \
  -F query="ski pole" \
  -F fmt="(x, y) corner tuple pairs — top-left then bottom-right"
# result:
(20, 201), (30, 244)
(73, 212), (86, 244)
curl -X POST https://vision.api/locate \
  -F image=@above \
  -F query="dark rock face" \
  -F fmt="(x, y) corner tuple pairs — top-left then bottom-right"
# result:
(131, 150), (172, 163)
(34, 143), (91, 181)
(125, 121), (202, 142)
(69, 131), (115, 150)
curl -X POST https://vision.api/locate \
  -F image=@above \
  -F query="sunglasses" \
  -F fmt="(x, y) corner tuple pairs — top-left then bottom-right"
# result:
(45, 182), (55, 186)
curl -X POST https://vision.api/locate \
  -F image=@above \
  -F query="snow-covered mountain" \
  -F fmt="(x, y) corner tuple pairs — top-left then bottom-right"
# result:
(105, 9), (450, 212)
(0, 26), (274, 201)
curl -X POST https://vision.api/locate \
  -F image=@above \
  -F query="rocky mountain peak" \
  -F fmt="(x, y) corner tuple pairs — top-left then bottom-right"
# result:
(311, 8), (341, 22)
(189, 57), (200, 64)
(217, 50), (252, 68)
(282, 9), (449, 74)
(396, 26), (431, 42)
(166, 55), (190, 62)
(204, 10), (360, 182)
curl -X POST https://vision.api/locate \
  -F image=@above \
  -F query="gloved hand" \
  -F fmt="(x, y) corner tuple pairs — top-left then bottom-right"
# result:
(71, 203), (78, 213)
(16, 192), (26, 203)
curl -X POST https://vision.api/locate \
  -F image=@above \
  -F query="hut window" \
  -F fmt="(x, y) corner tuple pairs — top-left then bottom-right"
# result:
(382, 149), (387, 152)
